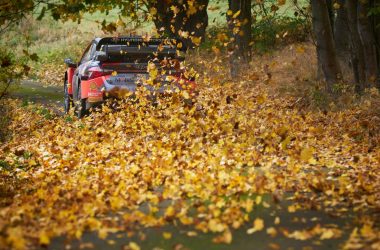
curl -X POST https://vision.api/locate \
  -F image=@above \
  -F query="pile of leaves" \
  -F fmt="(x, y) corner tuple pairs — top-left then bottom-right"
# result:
(0, 76), (380, 249)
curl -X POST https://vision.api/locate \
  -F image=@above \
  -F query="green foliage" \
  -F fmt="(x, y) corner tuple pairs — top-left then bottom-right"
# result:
(368, 6), (380, 16)
(251, 0), (310, 53)
(64, 116), (74, 123)
(201, 24), (228, 50)
(202, 7), (309, 53)
(0, 47), (29, 98)
(21, 100), (29, 107)
(33, 107), (54, 120)
(252, 15), (309, 53)
(310, 86), (330, 109)
(0, 103), (11, 142)
(0, 0), (34, 27)
(0, 160), (11, 171)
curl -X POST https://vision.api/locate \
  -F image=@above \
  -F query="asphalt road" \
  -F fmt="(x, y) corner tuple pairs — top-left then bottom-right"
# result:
(50, 195), (355, 250)
(10, 80), (64, 114)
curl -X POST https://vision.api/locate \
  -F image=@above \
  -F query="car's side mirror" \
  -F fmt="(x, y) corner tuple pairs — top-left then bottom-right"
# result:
(95, 51), (108, 62)
(64, 58), (77, 68)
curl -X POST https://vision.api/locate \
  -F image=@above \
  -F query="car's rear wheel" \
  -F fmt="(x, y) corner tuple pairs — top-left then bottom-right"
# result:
(64, 79), (72, 114)
(74, 80), (87, 118)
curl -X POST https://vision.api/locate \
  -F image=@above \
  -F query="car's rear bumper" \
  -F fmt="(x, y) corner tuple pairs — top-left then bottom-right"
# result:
(103, 80), (181, 95)
(81, 75), (198, 105)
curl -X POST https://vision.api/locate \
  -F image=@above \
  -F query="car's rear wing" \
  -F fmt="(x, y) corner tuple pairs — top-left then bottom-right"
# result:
(95, 37), (184, 63)
(95, 45), (183, 62)
(96, 37), (185, 51)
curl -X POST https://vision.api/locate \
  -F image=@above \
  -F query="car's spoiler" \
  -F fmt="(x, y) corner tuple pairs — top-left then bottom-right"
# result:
(95, 44), (183, 62)
(95, 37), (185, 62)
(96, 37), (185, 51)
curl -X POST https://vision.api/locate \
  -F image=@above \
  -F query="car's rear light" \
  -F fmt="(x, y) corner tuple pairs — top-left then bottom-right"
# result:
(84, 67), (113, 80)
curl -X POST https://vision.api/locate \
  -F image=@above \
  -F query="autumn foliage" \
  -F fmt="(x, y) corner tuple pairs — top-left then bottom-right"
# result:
(1, 72), (380, 248)
(1, 0), (380, 249)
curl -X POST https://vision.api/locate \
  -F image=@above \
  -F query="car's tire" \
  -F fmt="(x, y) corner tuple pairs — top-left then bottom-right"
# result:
(64, 79), (73, 114)
(74, 80), (87, 118)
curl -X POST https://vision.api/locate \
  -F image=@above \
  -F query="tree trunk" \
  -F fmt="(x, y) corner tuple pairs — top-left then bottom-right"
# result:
(334, 0), (351, 60)
(227, 0), (252, 78)
(346, 0), (367, 92)
(358, 0), (378, 86)
(311, 0), (342, 93)
(326, 0), (335, 34)
(373, 0), (380, 85)
(150, 0), (209, 49)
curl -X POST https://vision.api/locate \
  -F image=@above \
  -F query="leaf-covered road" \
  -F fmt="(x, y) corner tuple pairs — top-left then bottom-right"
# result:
(1, 79), (380, 249)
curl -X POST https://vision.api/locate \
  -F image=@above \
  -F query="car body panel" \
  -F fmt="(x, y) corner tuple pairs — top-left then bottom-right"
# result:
(81, 75), (109, 102)
(66, 67), (76, 95)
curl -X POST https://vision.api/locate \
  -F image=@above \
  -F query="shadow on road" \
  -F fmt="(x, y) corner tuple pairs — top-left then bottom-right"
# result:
(51, 194), (359, 250)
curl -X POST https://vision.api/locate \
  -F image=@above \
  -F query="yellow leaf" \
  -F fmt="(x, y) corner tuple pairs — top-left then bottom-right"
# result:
(360, 223), (376, 238)
(191, 36), (202, 46)
(28, 159), (37, 166)
(266, 227), (277, 237)
(281, 136), (291, 150)
(333, 3), (341, 9)
(244, 199), (254, 213)
(180, 31), (189, 38)
(274, 217), (280, 225)
(129, 242), (140, 250)
(212, 229), (232, 244)
(300, 147), (314, 162)
(255, 195), (262, 205)
(308, 157), (317, 165)
(179, 215), (194, 225)
(75, 229), (82, 239)
(182, 91), (190, 99)
(212, 46), (221, 55)
(110, 196), (123, 210)
(257, 95), (266, 104)
(222, 229), (232, 244)
(320, 229), (334, 240)
(170, 5), (179, 14)
(115, 18), (125, 27)
(149, 7), (157, 15)
(288, 205), (296, 213)
(98, 228), (108, 240)
(296, 46), (305, 54)
(233, 10), (241, 19)
(208, 219), (225, 232)
(163, 232), (172, 239)
(187, 5), (197, 16)
(7, 227), (26, 250)
(187, 231), (198, 237)
(247, 218), (264, 234)
(165, 206), (175, 217)
(39, 231), (50, 245)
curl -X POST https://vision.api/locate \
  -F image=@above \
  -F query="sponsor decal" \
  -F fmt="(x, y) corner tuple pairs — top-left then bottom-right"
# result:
(90, 82), (97, 91)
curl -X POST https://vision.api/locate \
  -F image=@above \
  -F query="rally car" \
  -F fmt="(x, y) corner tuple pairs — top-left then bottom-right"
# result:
(64, 36), (197, 118)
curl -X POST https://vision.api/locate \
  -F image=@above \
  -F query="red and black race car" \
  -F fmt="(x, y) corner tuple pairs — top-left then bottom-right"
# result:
(64, 36), (197, 117)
